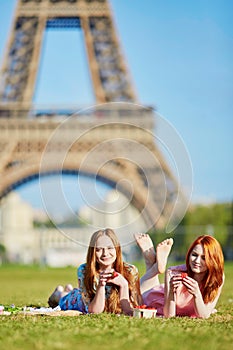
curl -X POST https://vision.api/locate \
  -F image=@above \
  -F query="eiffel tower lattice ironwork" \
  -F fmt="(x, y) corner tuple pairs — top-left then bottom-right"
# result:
(0, 0), (185, 230)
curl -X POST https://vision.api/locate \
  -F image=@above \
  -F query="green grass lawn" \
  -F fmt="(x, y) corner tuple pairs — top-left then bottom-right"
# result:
(0, 262), (232, 350)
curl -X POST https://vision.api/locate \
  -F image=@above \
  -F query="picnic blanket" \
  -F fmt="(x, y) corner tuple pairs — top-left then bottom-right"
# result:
(0, 305), (82, 317)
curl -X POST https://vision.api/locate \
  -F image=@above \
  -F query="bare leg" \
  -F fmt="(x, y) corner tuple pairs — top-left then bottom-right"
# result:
(140, 238), (173, 294)
(134, 233), (156, 270)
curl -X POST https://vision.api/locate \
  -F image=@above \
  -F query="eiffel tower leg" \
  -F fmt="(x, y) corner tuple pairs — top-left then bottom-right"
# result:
(81, 16), (106, 103)
(0, 12), (46, 110)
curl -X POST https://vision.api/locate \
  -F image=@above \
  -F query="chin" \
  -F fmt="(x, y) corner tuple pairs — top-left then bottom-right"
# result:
(191, 267), (200, 273)
(101, 260), (114, 266)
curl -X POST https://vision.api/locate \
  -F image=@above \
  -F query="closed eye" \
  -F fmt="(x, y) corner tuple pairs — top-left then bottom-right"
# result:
(191, 252), (205, 260)
(96, 246), (115, 251)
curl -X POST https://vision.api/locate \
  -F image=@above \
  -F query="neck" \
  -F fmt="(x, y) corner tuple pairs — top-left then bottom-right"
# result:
(193, 272), (206, 284)
(99, 264), (113, 272)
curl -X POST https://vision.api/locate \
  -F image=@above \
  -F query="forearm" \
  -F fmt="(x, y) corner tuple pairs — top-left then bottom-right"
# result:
(163, 269), (176, 318)
(194, 276), (224, 318)
(163, 289), (176, 318)
(119, 284), (132, 316)
(193, 290), (212, 318)
(88, 286), (105, 314)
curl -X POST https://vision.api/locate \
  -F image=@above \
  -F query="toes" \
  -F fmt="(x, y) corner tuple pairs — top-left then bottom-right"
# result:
(134, 233), (143, 240)
(168, 238), (174, 245)
(134, 233), (147, 240)
(158, 238), (173, 246)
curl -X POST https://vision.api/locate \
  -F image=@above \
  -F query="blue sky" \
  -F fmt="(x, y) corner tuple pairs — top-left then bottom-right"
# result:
(0, 0), (232, 212)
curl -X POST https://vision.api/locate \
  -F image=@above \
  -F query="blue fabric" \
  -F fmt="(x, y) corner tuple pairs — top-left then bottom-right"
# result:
(59, 262), (140, 314)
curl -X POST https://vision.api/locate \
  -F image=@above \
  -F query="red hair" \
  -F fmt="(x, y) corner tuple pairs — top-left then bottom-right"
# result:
(186, 235), (224, 303)
(84, 228), (141, 313)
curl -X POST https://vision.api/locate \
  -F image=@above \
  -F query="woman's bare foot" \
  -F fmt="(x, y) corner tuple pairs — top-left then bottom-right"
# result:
(134, 233), (156, 270)
(64, 284), (73, 292)
(156, 238), (173, 274)
(48, 285), (64, 308)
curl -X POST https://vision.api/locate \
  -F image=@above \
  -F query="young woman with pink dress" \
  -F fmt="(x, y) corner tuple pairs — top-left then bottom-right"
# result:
(135, 233), (224, 318)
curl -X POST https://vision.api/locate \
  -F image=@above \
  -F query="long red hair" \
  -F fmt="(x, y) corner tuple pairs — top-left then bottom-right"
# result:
(186, 235), (224, 303)
(84, 228), (141, 313)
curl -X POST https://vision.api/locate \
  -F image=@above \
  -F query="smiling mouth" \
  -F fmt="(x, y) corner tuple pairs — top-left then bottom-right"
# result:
(192, 264), (200, 268)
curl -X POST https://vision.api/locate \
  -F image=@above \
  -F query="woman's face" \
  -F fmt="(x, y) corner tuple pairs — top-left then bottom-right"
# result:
(95, 235), (117, 271)
(189, 243), (207, 274)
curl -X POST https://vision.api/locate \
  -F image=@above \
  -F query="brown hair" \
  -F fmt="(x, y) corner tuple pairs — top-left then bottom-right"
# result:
(186, 235), (224, 303)
(84, 228), (141, 313)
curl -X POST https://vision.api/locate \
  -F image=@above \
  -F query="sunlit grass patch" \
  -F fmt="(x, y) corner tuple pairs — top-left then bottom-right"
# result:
(0, 262), (232, 350)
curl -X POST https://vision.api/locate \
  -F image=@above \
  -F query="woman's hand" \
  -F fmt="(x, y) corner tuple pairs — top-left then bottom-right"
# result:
(169, 275), (182, 293)
(169, 274), (200, 297)
(99, 270), (128, 288)
(98, 270), (113, 287)
(182, 276), (200, 298)
(107, 272), (128, 288)
(99, 270), (132, 315)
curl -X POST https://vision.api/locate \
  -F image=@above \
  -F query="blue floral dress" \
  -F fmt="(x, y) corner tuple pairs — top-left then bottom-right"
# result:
(59, 262), (140, 313)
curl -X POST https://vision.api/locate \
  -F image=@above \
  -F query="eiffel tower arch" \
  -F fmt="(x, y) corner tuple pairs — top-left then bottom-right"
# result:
(0, 0), (188, 231)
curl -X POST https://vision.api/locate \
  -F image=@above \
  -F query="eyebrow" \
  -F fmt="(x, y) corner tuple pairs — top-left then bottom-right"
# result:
(96, 245), (115, 249)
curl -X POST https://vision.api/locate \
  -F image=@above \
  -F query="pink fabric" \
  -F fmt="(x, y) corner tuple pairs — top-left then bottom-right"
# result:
(142, 284), (165, 316)
(175, 285), (197, 317)
(142, 264), (198, 317)
(143, 284), (197, 317)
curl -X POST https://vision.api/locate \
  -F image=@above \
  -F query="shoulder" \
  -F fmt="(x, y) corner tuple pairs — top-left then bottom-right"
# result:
(165, 264), (187, 278)
(168, 264), (187, 272)
(78, 263), (87, 275)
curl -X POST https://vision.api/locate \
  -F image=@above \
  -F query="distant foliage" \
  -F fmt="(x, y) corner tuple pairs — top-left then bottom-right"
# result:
(185, 202), (232, 227)
(0, 243), (7, 263)
(148, 202), (233, 260)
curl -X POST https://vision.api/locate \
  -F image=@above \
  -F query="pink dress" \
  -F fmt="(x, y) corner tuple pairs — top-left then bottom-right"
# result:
(142, 265), (198, 317)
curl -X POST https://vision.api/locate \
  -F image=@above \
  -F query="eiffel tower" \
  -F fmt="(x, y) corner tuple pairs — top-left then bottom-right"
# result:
(0, 0), (186, 231)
